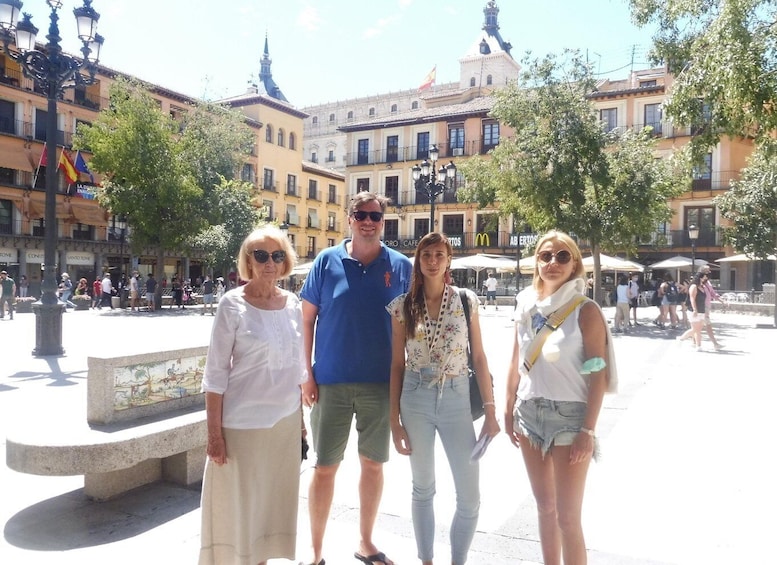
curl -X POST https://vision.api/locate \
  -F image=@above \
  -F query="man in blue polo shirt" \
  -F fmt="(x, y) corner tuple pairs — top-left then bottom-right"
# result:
(300, 191), (411, 565)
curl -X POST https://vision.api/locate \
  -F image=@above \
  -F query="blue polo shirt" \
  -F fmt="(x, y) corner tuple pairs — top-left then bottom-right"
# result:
(301, 240), (412, 385)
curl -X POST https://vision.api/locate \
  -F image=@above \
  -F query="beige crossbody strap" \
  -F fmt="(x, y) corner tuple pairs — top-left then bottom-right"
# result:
(522, 295), (587, 374)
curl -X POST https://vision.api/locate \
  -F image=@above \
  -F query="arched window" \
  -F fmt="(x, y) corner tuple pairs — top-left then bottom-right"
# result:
(265, 124), (273, 143)
(486, 75), (493, 85)
(347, 110), (354, 119)
(390, 104), (397, 113)
(312, 116), (318, 125)
(329, 113), (335, 122)
(277, 129), (285, 147)
(470, 77), (476, 87)
(411, 101), (419, 110)
(289, 132), (296, 150)
(369, 107), (376, 116)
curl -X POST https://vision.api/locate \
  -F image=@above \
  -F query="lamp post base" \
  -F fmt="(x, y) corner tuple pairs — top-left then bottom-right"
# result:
(31, 302), (66, 357)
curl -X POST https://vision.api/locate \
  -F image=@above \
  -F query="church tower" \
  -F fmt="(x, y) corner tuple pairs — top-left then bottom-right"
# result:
(458, 1), (520, 91)
(256, 34), (289, 102)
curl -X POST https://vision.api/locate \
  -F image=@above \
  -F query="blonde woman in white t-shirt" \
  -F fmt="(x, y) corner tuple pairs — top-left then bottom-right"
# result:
(506, 231), (617, 565)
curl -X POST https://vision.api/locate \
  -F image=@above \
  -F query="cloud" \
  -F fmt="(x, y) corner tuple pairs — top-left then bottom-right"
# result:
(297, 5), (322, 31)
(362, 14), (400, 40)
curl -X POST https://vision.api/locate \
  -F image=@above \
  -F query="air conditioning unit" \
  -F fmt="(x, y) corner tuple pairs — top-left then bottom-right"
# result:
(452, 148), (464, 156)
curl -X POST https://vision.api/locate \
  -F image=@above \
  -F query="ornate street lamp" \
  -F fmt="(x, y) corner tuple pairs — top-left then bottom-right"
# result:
(0, 0), (103, 355)
(688, 223), (700, 273)
(412, 145), (456, 234)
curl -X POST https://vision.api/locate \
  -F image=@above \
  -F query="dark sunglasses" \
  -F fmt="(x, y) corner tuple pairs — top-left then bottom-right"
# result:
(252, 250), (286, 264)
(351, 210), (384, 222)
(537, 250), (573, 265)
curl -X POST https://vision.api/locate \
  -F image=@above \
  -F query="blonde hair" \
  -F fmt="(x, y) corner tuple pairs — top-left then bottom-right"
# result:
(236, 225), (297, 281)
(532, 230), (586, 292)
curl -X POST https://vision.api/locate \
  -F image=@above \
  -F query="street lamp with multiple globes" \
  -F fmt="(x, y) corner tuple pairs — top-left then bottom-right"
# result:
(0, 0), (103, 355)
(688, 223), (700, 273)
(412, 145), (456, 234)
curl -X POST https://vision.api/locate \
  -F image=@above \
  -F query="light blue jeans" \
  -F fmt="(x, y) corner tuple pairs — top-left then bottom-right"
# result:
(400, 369), (479, 564)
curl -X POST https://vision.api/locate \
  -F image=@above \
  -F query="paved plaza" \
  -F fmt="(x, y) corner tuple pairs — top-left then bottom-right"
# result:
(1, 303), (775, 564)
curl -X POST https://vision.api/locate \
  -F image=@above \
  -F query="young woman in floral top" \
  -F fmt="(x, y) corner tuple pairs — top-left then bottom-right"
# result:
(388, 232), (499, 565)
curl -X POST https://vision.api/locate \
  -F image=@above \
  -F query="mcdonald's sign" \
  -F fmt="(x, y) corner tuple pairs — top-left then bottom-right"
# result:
(474, 232), (491, 247)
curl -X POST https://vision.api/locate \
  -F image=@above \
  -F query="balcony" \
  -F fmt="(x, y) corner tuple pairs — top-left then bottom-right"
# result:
(386, 188), (464, 208)
(345, 139), (484, 167)
(691, 170), (740, 192)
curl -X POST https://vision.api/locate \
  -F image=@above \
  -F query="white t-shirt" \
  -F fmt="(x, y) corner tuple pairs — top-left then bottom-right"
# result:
(485, 277), (497, 292)
(130, 276), (138, 292)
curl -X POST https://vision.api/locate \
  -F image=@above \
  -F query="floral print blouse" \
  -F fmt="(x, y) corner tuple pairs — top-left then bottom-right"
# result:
(387, 286), (480, 377)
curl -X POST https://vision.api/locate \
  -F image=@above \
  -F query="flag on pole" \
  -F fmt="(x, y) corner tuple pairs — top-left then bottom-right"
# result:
(418, 65), (436, 92)
(32, 142), (47, 188)
(58, 149), (79, 184)
(74, 150), (95, 183)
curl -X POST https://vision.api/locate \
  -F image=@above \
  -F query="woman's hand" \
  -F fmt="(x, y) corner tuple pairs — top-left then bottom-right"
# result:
(391, 423), (412, 455)
(302, 378), (318, 408)
(207, 433), (227, 466)
(569, 432), (595, 464)
(505, 407), (521, 448)
(480, 407), (501, 439)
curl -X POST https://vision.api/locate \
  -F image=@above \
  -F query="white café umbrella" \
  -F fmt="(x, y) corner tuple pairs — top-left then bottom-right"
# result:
(650, 255), (709, 270)
(450, 254), (516, 289)
(716, 253), (777, 262)
(291, 261), (315, 276)
(582, 253), (644, 273)
(450, 254), (517, 272)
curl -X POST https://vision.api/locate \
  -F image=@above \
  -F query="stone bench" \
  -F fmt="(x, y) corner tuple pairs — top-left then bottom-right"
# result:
(6, 346), (209, 501)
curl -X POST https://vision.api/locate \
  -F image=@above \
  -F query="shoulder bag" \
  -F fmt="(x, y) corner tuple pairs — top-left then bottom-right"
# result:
(460, 289), (494, 420)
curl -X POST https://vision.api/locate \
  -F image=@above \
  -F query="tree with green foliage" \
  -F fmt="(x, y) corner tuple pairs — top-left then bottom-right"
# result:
(178, 101), (255, 222)
(75, 78), (254, 282)
(459, 51), (687, 301)
(191, 177), (263, 275)
(630, 0), (777, 322)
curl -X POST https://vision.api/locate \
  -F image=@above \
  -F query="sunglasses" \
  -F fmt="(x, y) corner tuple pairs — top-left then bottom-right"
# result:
(252, 250), (286, 264)
(537, 250), (573, 265)
(351, 210), (384, 222)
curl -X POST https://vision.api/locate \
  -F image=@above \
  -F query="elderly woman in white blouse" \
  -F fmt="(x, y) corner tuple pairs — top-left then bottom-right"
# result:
(199, 225), (307, 565)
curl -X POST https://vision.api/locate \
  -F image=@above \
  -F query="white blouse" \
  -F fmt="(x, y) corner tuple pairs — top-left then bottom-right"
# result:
(202, 287), (307, 429)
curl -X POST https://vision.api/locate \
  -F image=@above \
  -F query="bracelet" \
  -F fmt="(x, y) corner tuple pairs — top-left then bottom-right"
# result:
(482, 401), (495, 408)
(580, 427), (595, 437)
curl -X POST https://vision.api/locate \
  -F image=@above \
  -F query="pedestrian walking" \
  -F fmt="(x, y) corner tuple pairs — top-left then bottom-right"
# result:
(299, 192), (412, 565)
(100, 273), (113, 309)
(145, 273), (157, 312)
(18, 274), (29, 298)
(199, 225), (306, 565)
(201, 275), (215, 316)
(387, 232), (499, 565)
(91, 277), (102, 309)
(0, 270), (16, 320)
(506, 230), (618, 565)
(129, 271), (140, 312)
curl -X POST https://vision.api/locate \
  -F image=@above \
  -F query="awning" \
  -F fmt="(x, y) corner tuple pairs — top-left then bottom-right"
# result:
(25, 199), (44, 220)
(0, 148), (36, 172)
(71, 204), (109, 226)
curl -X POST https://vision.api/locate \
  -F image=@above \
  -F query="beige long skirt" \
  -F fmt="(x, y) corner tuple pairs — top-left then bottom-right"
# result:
(199, 411), (300, 565)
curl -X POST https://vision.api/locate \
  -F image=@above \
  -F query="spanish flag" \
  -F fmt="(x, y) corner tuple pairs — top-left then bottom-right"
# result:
(58, 149), (78, 184)
(418, 65), (436, 92)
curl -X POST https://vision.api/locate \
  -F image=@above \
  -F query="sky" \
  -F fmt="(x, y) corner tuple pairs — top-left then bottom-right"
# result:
(17, 0), (660, 108)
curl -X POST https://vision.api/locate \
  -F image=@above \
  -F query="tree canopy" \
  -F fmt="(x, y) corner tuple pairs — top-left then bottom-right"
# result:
(459, 51), (687, 297)
(75, 79), (256, 273)
(630, 0), (777, 155)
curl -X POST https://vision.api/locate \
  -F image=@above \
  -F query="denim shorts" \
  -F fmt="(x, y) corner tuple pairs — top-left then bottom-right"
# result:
(514, 397), (598, 459)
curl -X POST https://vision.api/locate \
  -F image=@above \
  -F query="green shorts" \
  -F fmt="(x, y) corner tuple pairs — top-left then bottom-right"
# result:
(310, 382), (390, 466)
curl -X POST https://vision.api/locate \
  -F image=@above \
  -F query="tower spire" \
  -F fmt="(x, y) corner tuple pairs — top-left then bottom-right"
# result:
(257, 32), (288, 102)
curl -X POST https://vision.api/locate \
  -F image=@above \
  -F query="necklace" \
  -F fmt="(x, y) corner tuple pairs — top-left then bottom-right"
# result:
(423, 285), (450, 354)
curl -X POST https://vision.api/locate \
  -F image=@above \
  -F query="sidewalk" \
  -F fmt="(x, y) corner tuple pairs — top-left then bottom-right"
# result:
(1, 306), (775, 564)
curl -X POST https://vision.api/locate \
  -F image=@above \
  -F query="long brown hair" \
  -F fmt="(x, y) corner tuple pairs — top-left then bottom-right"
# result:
(403, 232), (452, 339)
